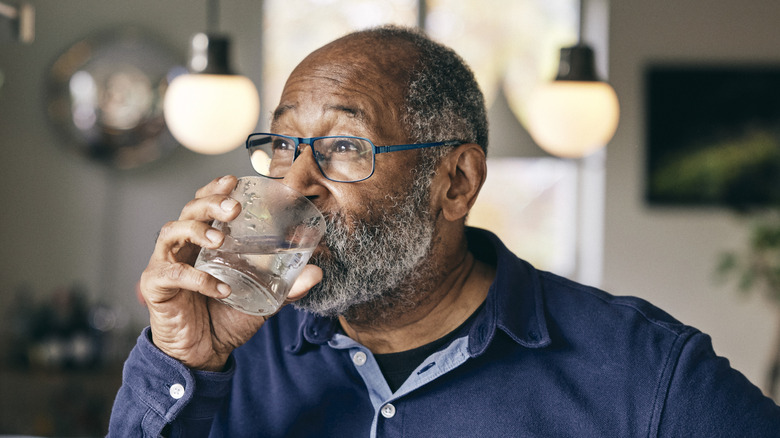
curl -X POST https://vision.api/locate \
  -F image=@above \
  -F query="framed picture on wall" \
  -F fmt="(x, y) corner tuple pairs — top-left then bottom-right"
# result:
(644, 64), (780, 209)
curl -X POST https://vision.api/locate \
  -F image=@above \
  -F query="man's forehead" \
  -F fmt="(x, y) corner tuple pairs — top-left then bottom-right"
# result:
(301, 35), (417, 87)
(271, 35), (414, 138)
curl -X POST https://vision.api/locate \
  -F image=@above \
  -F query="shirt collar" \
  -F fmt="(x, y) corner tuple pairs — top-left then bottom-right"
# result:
(288, 310), (335, 353)
(289, 227), (551, 354)
(464, 227), (551, 356)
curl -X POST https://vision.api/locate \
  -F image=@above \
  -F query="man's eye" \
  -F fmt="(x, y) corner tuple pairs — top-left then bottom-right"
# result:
(330, 139), (360, 153)
(272, 138), (294, 151)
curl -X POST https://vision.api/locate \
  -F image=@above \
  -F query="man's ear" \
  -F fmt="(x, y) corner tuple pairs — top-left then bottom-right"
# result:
(435, 143), (487, 222)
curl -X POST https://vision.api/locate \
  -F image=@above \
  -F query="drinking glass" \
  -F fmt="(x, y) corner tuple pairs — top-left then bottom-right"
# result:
(195, 176), (325, 316)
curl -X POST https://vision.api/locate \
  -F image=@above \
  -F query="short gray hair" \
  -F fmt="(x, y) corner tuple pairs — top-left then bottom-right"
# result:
(349, 25), (489, 163)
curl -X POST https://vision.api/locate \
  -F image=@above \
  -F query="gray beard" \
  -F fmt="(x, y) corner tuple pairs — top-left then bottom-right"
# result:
(292, 170), (437, 325)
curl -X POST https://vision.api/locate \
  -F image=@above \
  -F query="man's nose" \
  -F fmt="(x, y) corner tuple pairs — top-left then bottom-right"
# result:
(281, 145), (326, 198)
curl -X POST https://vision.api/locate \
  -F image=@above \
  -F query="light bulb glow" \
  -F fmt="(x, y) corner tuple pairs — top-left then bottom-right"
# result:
(525, 81), (619, 158)
(164, 74), (260, 155)
(249, 148), (271, 174)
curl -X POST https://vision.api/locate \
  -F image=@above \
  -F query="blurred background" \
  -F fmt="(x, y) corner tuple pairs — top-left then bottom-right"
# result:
(1, 0), (779, 435)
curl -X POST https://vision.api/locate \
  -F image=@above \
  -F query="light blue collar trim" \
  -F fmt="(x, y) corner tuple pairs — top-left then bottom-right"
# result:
(329, 333), (471, 438)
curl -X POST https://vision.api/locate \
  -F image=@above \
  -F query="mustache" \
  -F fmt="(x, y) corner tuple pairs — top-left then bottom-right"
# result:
(309, 212), (347, 264)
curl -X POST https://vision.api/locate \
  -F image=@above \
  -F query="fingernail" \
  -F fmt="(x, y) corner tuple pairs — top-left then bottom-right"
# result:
(221, 198), (239, 212)
(206, 229), (222, 244)
(217, 283), (231, 296)
(219, 175), (233, 185)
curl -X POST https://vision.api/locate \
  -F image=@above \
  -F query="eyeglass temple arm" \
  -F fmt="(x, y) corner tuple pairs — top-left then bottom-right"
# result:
(376, 140), (461, 154)
(246, 137), (272, 148)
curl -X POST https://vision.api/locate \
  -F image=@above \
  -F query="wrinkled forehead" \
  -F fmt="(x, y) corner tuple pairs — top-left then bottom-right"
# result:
(274, 35), (419, 137)
(314, 32), (418, 76)
(310, 35), (418, 95)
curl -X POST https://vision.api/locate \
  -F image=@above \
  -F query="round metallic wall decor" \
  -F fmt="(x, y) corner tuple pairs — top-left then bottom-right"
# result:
(46, 28), (183, 169)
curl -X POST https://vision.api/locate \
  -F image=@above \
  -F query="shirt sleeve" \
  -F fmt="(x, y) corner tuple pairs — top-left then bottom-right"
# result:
(107, 327), (235, 438)
(656, 331), (780, 437)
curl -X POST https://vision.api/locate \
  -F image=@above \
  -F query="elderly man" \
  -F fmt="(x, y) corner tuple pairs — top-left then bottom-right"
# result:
(109, 25), (779, 437)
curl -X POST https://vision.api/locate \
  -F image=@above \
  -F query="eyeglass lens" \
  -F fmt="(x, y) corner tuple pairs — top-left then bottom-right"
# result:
(248, 134), (375, 182)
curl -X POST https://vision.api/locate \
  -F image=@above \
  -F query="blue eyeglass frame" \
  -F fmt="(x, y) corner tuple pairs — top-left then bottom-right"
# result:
(245, 132), (462, 183)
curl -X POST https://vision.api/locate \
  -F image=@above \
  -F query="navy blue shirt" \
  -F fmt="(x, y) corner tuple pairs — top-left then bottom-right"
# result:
(109, 228), (780, 437)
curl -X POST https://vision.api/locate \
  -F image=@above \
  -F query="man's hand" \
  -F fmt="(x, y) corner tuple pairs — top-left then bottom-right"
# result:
(138, 175), (322, 371)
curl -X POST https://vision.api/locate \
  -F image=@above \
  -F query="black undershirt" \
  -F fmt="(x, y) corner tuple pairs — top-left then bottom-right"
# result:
(373, 303), (485, 392)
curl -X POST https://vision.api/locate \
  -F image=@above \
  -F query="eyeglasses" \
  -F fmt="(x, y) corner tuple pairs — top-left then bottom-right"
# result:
(246, 133), (461, 183)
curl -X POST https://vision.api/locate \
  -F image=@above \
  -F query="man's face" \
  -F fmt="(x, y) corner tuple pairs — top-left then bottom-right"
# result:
(271, 41), (441, 322)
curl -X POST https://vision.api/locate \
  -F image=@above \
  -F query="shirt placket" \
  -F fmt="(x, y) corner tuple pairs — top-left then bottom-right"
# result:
(329, 333), (471, 438)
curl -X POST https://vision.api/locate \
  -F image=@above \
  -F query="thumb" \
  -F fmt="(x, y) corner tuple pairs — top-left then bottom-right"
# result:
(285, 264), (322, 303)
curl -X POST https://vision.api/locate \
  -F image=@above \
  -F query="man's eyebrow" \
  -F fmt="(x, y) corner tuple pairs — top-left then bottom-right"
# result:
(272, 104), (294, 122)
(272, 103), (368, 125)
(325, 104), (367, 121)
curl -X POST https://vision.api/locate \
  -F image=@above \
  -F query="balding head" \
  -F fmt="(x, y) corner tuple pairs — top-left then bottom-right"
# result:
(287, 25), (488, 154)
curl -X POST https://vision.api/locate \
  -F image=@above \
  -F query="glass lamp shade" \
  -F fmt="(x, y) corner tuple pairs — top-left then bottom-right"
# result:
(163, 73), (260, 155)
(524, 80), (619, 158)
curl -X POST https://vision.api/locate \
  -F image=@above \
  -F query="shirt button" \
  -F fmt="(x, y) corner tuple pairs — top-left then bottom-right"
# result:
(169, 383), (185, 399)
(352, 351), (367, 366)
(381, 403), (396, 418)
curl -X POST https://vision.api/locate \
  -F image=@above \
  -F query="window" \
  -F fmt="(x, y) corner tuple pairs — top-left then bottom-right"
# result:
(426, 0), (577, 122)
(262, 0), (418, 122)
(262, 0), (577, 127)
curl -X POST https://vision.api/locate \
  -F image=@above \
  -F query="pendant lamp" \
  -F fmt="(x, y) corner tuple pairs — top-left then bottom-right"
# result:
(523, 0), (619, 158)
(163, 0), (260, 155)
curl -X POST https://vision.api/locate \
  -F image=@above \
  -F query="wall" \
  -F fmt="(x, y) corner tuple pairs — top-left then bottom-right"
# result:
(0, 0), (261, 344)
(605, 0), (780, 392)
(0, 0), (777, 398)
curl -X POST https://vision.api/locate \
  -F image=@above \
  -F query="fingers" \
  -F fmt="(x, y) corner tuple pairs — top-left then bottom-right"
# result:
(141, 261), (231, 305)
(141, 175), (241, 305)
(179, 193), (241, 223)
(195, 175), (238, 199)
(155, 219), (223, 256)
(150, 175), (240, 265)
(285, 265), (323, 303)
(180, 175), (242, 222)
